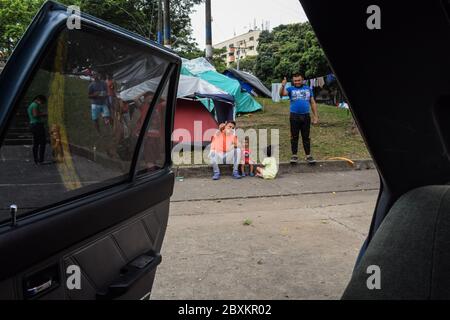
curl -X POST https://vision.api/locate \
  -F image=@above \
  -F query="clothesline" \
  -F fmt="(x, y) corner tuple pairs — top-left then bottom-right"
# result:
(305, 74), (336, 89)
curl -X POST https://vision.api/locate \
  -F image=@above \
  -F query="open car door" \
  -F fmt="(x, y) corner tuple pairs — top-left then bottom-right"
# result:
(300, 0), (450, 299)
(0, 1), (180, 300)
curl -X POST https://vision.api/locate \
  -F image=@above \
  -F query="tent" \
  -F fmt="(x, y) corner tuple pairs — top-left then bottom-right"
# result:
(174, 76), (235, 146)
(120, 74), (235, 146)
(174, 98), (229, 147)
(182, 58), (263, 114)
(223, 69), (272, 98)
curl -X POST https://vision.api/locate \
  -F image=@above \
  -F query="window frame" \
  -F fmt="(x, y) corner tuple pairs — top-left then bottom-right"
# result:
(0, 8), (181, 226)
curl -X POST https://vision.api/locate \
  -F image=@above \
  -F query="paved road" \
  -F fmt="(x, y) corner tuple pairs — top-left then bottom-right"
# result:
(0, 145), (124, 221)
(152, 169), (380, 300)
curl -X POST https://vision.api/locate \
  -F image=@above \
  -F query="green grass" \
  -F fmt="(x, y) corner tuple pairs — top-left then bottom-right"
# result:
(235, 98), (370, 162)
(22, 71), (134, 164)
(22, 71), (369, 165)
(63, 75), (115, 152)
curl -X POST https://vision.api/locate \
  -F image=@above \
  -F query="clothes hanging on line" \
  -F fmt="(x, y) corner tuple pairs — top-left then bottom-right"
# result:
(306, 74), (334, 88)
(317, 77), (325, 88)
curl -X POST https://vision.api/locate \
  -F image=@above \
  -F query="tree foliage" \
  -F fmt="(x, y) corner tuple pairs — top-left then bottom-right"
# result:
(0, 0), (44, 57)
(0, 0), (203, 59)
(229, 55), (257, 73)
(210, 48), (227, 73)
(255, 22), (330, 87)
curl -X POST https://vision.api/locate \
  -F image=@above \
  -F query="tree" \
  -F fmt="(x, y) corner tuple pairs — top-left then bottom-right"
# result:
(0, 0), (203, 59)
(210, 48), (227, 73)
(0, 0), (44, 57)
(255, 22), (330, 87)
(229, 55), (257, 73)
(180, 47), (204, 60)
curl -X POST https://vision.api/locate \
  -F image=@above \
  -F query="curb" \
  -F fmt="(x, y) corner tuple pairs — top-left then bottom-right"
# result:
(68, 143), (128, 171)
(173, 159), (375, 179)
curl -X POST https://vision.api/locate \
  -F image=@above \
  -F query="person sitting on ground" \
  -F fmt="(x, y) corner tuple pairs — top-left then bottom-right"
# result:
(239, 137), (255, 177)
(256, 145), (278, 180)
(209, 121), (242, 180)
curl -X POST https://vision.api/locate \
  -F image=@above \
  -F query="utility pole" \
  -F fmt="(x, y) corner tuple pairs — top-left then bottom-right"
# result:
(157, 0), (163, 45)
(205, 0), (213, 60)
(236, 48), (240, 71)
(163, 0), (171, 48)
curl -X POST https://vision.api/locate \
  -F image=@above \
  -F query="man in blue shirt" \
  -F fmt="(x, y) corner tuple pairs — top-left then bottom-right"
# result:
(280, 73), (319, 164)
(88, 72), (111, 133)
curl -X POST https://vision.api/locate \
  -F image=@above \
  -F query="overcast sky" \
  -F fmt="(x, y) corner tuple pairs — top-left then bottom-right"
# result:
(190, 0), (308, 49)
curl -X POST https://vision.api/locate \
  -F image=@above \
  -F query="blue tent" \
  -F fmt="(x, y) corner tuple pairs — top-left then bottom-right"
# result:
(223, 69), (272, 98)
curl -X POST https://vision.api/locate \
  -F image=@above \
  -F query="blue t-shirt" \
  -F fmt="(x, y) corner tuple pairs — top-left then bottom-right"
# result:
(88, 80), (107, 105)
(287, 85), (314, 115)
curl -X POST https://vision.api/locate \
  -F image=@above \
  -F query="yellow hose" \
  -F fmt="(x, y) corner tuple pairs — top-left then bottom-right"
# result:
(326, 157), (355, 167)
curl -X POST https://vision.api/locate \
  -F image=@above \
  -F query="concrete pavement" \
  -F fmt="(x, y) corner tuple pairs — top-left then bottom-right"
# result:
(152, 169), (380, 300)
(0, 145), (124, 221)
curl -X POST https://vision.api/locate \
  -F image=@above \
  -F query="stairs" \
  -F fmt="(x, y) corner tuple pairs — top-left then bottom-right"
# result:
(4, 106), (33, 146)
(2, 60), (34, 145)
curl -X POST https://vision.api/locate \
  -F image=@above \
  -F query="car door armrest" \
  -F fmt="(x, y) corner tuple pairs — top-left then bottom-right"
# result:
(96, 251), (162, 300)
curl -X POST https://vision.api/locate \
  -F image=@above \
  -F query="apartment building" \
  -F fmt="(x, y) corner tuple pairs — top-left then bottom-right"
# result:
(213, 30), (262, 67)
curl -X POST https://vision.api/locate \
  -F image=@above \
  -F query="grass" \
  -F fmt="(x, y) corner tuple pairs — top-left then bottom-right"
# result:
(236, 98), (370, 162)
(21, 71), (369, 165)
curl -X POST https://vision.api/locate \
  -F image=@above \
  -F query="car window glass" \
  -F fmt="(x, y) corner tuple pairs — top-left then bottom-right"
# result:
(135, 74), (171, 176)
(0, 26), (170, 223)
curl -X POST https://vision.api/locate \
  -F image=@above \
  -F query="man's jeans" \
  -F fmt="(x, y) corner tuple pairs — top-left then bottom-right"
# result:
(290, 113), (311, 156)
(210, 148), (242, 174)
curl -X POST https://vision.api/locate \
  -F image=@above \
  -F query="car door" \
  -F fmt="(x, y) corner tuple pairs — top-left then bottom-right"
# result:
(299, 0), (450, 258)
(0, 1), (180, 300)
(300, 0), (450, 299)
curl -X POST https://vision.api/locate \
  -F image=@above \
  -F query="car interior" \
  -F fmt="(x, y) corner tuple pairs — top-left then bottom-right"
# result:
(1, 0), (450, 300)
(300, 0), (450, 299)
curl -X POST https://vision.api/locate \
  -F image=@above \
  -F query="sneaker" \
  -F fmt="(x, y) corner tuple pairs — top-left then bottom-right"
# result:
(241, 173), (247, 177)
(290, 155), (299, 164)
(306, 155), (317, 165)
(249, 172), (255, 177)
(212, 173), (221, 180)
(232, 171), (242, 179)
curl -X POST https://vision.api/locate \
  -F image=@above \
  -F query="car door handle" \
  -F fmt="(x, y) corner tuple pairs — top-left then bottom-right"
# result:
(26, 279), (53, 296)
(96, 251), (162, 300)
(23, 264), (60, 299)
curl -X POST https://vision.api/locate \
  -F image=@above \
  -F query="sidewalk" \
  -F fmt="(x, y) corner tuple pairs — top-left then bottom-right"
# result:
(172, 169), (379, 202)
(174, 159), (375, 179)
(152, 169), (380, 300)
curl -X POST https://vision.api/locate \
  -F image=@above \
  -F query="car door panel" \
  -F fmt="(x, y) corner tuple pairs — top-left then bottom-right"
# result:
(0, 180), (172, 300)
(0, 279), (16, 300)
(0, 171), (174, 280)
(0, 1), (179, 300)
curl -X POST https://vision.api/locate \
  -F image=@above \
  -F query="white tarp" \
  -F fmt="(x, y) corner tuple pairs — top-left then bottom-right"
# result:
(119, 75), (228, 101)
(181, 57), (216, 75)
(177, 75), (228, 98)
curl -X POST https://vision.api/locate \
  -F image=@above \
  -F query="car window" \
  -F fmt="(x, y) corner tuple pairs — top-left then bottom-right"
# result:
(135, 73), (171, 176)
(0, 26), (171, 223)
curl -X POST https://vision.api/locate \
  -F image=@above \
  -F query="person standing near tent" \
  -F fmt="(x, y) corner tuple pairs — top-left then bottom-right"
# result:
(88, 72), (111, 133)
(209, 121), (242, 180)
(280, 73), (319, 164)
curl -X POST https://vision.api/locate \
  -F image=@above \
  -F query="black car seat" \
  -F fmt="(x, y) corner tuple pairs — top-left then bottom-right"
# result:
(342, 186), (450, 299)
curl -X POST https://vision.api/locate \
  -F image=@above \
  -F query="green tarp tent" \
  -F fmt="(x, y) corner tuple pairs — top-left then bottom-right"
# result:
(181, 58), (262, 114)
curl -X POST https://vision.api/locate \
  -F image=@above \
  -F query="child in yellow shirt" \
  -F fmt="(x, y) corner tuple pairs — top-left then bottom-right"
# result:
(256, 146), (278, 180)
